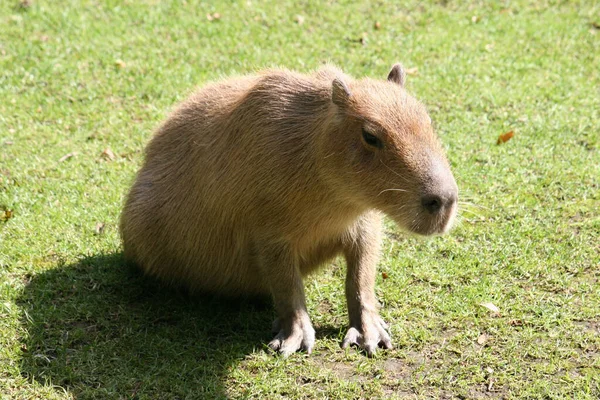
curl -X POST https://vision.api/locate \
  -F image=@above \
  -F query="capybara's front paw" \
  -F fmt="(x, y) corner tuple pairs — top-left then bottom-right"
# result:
(342, 313), (392, 357)
(268, 316), (315, 357)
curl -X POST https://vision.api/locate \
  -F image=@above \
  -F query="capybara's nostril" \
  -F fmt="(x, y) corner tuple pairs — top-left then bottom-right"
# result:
(421, 187), (458, 214)
(421, 194), (443, 214)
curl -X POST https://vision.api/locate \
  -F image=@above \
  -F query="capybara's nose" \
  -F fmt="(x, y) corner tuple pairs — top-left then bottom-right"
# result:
(421, 194), (443, 213)
(420, 158), (458, 215)
(421, 190), (457, 214)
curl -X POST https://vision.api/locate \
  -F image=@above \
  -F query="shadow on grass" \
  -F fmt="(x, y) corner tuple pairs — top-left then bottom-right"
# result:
(18, 252), (274, 399)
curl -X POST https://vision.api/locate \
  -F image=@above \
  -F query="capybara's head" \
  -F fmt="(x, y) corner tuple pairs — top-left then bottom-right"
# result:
(321, 64), (458, 235)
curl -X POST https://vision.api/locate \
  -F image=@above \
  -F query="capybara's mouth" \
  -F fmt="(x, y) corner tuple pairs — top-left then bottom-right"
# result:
(404, 202), (458, 236)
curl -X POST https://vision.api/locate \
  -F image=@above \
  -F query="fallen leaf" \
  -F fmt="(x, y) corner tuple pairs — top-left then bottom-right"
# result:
(58, 152), (77, 162)
(207, 12), (221, 21)
(477, 333), (488, 345)
(471, 15), (480, 23)
(294, 15), (305, 25)
(382, 272), (389, 280)
(591, 22), (600, 30)
(508, 319), (523, 326)
(1, 208), (13, 222)
(359, 32), (368, 45)
(94, 222), (105, 235)
(115, 59), (126, 69)
(374, 21), (381, 30)
(497, 130), (514, 144)
(101, 147), (116, 161)
(405, 67), (418, 75)
(480, 302), (500, 315)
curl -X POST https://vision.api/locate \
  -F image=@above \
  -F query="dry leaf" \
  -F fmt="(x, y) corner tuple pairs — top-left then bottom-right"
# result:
(1, 208), (13, 222)
(374, 21), (381, 30)
(497, 130), (514, 144)
(405, 67), (418, 75)
(58, 152), (77, 162)
(480, 302), (500, 315)
(101, 147), (116, 161)
(477, 333), (488, 345)
(381, 272), (389, 280)
(95, 222), (105, 235)
(471, 15), (480, 23)
(115, 59), (126, 69)
(294, 15), (305, 25)
(207, 12), (221, 21)
(359, 32), (368, 45)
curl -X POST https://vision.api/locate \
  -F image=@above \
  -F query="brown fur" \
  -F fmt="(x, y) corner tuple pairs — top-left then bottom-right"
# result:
(120, 64), (458, 356)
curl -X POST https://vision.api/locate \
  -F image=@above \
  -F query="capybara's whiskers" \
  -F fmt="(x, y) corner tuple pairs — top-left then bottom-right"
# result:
(380, 160), (410, 183)
(459, 208), (481, 216)
(377, 188), (410, 197)
(452, 215), (465, 227)
(458, 201), (489, 211)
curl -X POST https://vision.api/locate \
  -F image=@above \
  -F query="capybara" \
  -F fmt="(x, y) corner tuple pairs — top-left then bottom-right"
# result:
(120, 64), (458, 356)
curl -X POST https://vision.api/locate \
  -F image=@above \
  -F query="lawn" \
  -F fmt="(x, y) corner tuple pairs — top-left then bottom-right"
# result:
(1, 0), (599, 398)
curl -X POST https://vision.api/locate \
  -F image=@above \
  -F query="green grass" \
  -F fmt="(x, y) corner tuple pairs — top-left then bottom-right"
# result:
(1, 0), (599, 398)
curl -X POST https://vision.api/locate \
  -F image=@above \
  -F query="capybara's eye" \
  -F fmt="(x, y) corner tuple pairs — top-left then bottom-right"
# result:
(362, 128), (383, 149)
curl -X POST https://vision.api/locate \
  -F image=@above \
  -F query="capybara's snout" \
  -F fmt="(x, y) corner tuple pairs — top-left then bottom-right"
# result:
(413, 158), (458, 235)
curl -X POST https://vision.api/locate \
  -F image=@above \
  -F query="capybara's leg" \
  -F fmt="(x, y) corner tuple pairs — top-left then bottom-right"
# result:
(341, 212), (392, 356)
(259, 243), (315, 357)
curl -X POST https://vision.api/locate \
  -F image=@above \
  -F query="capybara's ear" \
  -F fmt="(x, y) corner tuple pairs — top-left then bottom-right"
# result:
(387, 63), (406, 87)
(331, 78), (351, 108)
